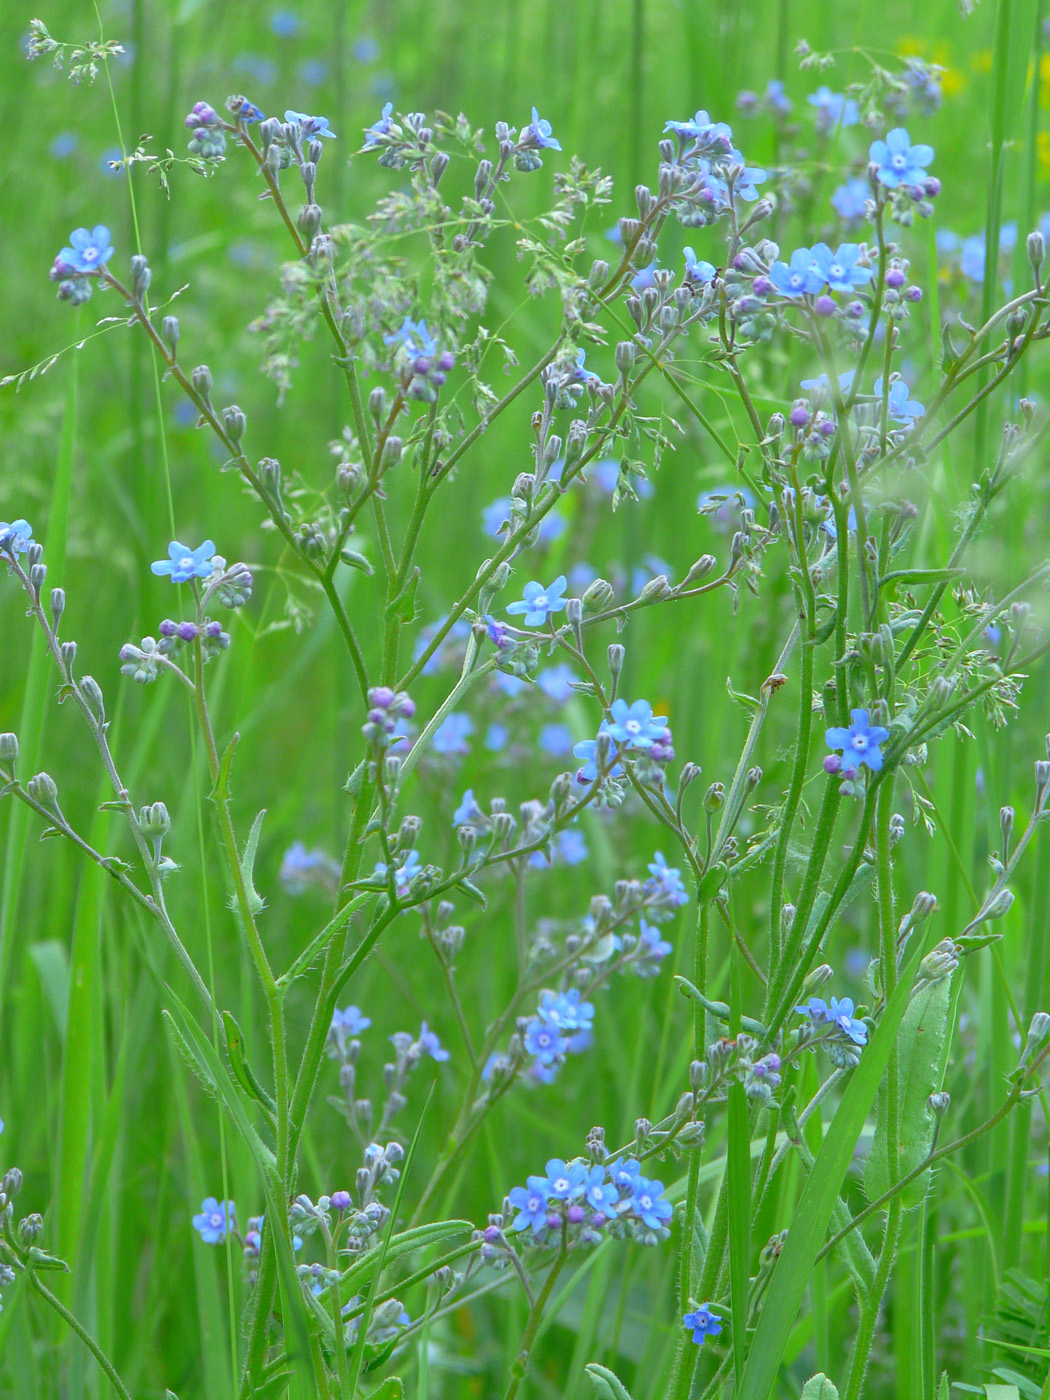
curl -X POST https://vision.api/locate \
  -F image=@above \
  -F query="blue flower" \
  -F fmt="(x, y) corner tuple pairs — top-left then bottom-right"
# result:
(832, 177), (870, 221)
(645, 852), (689, 913)
(825, 708), (889, 773)
(506, 575), (569, 628)
(453, 789), (485, 826)
(328, 1005), (371, 1057)
(363, 101), (395, 146)
(631, 260), (659, 291)
(606, 1156), (642, 1192)
(573, 723), (623, 783)
(540, 723), (574, 757)
(508, 1183), (550, 1235)
(764, 78), (793, 115)
(299, 60), (328, 87)
(482, 497), (512, 538)
(57, 225), (114, 274)
(537, 665), (576, 701)
(796, 995), (830, 1021)
(270, 9), (299, 36)
(485, 722), (509, 750)
(280, 842), (339, 894)
(373, 848), (422, 895)
(284, 109), (336, 141)
(554, 829), (588, 864)
(808, 87), (859, 131)
(523, 106), (561, 151)
(868, 127), (933, 189)
(151, 539), (217, 583)
(873, 377), (924, 423)
(636, 917), (673, 970)
(582, 1166), (618, 1214)
(807, 242), (873, 293)
(629, 1176), (673, 1229)
(384, 315), (437, 359)
(50, 133), (78, 158)
(769, 247), (824, 298)
(729, 150), (767, 201)
(432, 712), (473, 755)
(800, 369), (856, 402)
(417, 1021), (450, 1061)
(607, 698), (669, 750)
(353, 36), (379, 62)
(663, 111), (734, 152)
(0, 519), (34, 555)
(524, 1017), (569, 1064)
(683, 1302), (723, 1345)
(192, 1198), (235, 1244)
(683, 247), (716, 285)
(540, 1159), (587, 1200)
(538, 987), (594, 1032)
(827, 996), (868, 1045)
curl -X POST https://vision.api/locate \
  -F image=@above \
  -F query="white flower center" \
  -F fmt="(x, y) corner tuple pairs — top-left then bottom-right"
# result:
(789, 273), (803, 289)
(625, 719), (642, 734)
(533, 594), (548, 609)
(179, 555), (194, 572)
(554, 1177), (568, 1193)
(639, 1194), (652, 1209)
(84, 245), (98, 261)
(829, 263), (845, 279)
(853, 734), (868, 750)
(891, 153), (907, 168)
(210, 1213), (223, 1227)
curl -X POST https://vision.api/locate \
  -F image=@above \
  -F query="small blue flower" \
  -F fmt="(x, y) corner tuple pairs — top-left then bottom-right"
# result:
(800, 369), (856, 402)
(554, 829), (588, 865)
(192, 1198), (235, 1244)
(729, 150), (767, 201)
(0, 519), (35, 555)
(606, 1156), (642, 1192)
(832, 177), (870, 221)
(827, 996), (868, 1045)
(363, 101), (395, 146)
(50, 133), (78, 158)
(482, 497), (512, 538)
(764, 79), (793, 115)
(868, 128), (933, 189)
(299, 60), (328, 87)
(453, 789), (485, 826)
(373, 848), (422, 895)
(645, 851), (689, 913)
(524, 1017), (569, 1064)
(636, 917), (673, 970)
(353, 36), (379, 62)
(607, 698), (669, 750)
(573, 723), (623, 783)
(683, 247), (716, 285)
(873, 377), (925, 423)
(769, 247), (824, 298)
(280, 842), (339, 894)
(631, 260), (659, 291)
(629, 1176), (673, 1229)
(56, 225), (114, 274)
(285, 109), (336, 141)
(151, 539), (217, 583)
(509, 1183), (549, 1235)
(582, 1166), (618, 1214)
(417, 1021), (450, 1061)
(331, 1005), (371, 1038)
(540, 723), (574, 757)
(537, 665), (576, 701)
(808, 87), (859, 131)
(383, 315), (437, 359)
(825, 708), (889, 773)
(538, 987), (594, 1032)
(506, 575), (569, 628)
(485, 722), (509, 750)
(523, 106), (561, 151)
(270, 9), (299, 36)
(432, 712), (474, 755)
(541, 1159), (587, 1199)
(807, 242), (873, 293)
(683, 1302), (723, 1345)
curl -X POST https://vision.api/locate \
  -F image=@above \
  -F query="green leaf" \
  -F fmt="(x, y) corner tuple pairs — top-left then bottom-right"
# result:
(800, 1378), (841, 1400)
(231, 808), (267, 915)
(28, 941), (69, 1041)
(246, 1370), (293, 1400)
(368, 1379), (405, 1400)
(984, 1386), (1022, 1400)
(585, 1362), (635, 1400)
(735, 931), (931, 1400)
(865, 975), (951, 1210)
(938, 1376), (950, 1400)
(221, 1009), (277, 1125)
(340, 1219), (474, 1292)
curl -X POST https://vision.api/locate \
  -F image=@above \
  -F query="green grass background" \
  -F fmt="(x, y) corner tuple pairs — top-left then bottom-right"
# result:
(1, 0), (1050, 1396)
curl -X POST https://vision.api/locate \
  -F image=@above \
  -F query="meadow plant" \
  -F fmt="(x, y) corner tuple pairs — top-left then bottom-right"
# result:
(4, 19), (1050, 1400)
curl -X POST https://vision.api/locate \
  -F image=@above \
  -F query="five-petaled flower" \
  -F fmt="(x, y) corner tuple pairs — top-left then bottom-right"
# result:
(151, 539), (217, 583)
(524, 1017), (569, 1064)
(825, 708), (889, 774)
(285, 109), (336, 142)
(417, 1021), (450, 1061)
(769, 247), (825, 298)
(56, 225), (114, 274)
(683, 247), (716, 285)
(869, 128), (934, 189)
(507, 575), (569, 628)
(873, 377), (925, 423)
(192, 1197), (235, 1244)
(629, 1176), (673, 1229)
(808, 242), (873, 293)
(508, 1184), (549, 1235)
(607, 698), (669, 750)
(522, 107), (561, 151)
(0, 519), (34, 555)
(683, 1302), (724, 1345)
(363, 101), (395, 146)
(796, 995), (868, 1046)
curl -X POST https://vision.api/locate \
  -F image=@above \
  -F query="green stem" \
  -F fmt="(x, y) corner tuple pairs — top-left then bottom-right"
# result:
(502, 1250), (569, 1400)
(27, 1272), (134, 1400)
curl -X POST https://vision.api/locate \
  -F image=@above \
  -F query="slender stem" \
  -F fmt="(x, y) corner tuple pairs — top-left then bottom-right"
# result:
(502, 1249), (569, 1400)
(27, 1272), (134, 1400)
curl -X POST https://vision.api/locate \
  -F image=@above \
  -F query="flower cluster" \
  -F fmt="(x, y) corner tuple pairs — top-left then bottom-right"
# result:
(824, 709), (890, 777)
(573, 698), (670, 792)
(507, 1153), (673, 1248)
(663, 108), (767, 228)
(383, 316), (456, 401)
(796, 994), (869, 1067)
(49, 225), (113, 304)
(522, 988), (594, 1068)
(361, 685), (417, 748)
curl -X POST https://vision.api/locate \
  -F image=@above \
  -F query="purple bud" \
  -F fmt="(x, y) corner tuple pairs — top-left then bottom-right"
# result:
(483, 1224), (501, 1243)
(330, 1190), (352, 1211)
(818, 418), (836, 437)
(429, 371), (447, 388)
(399, 696), (416, 719)
(923, 176), (941, 197)
(119, 644), (137, 661)
(905, 285), (923, 302)
(176, 621), (198, 642)
(546, 1212), (561, 1231)
(751, 275), (772, 295)
(814, 295), (836, 317)
(789, 403), (809, 427)
(823, 754), (842, 774)
(413, 357), (431, 375)
(206, 620), (223, 637)
(885, 267), (906, 289)
(437, 351), (456, 372)
(50, 256), (77, 281)
(159, 619), (177, 637)
(370, 686), (397, 708)
(567, 1204), (586, 1224)
(846, 300), (865, 318)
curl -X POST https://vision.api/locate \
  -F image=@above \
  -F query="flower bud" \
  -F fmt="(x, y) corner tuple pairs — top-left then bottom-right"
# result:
(162, 316), (179, 354)
(607, 644), (625, 684)
(703, 782), (725, 812)
(139, 801), (171, 838)
(60, 640), (77, 672)
(17, 1213), (43, 1244)
(298, 203), (323, 240)
(27, 772), (60, 814)
(50, 588), (65, 628)
(0, 733), (18, 764)
(582, 577), (614, 612)
(1020, 1011), (1050, 1069)
(1, 1168), (23, 1198)
(130, 255), (151, 301)
(78, 676), (106, 727)
(191, 364), (213, 403)
(928, 1091), (950, 1118)
(222, 405), (246, 448)
(918, 938), (959, 982)
(1028, 230), (1045, 274)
